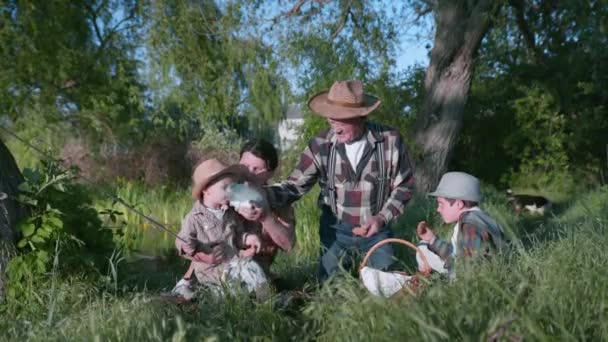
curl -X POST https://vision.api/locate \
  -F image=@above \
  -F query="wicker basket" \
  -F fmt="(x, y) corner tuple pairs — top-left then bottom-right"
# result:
(358, 238), (431, 297)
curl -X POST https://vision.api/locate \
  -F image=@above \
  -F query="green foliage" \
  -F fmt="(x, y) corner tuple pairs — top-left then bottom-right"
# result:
(0, 0), (146, 141)
(0, 0), (149, 181)
(95, 181), (193, 253)
(453, 0), (608, 195)
(2, 185), (608, 340)
(504, 85), (577, 197)
(145, 0), (291, 139)
(5, 160), (116, 304)
(190, 126), (244, 164)
(259, 0), (403, 88)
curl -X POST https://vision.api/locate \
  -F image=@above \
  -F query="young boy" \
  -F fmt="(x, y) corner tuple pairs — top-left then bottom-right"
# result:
(171, 158), (266, 300)
(416, 172), (505, 276)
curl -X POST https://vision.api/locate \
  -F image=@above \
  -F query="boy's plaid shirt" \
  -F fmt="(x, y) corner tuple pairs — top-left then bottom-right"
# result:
(268, 122), (414, 226)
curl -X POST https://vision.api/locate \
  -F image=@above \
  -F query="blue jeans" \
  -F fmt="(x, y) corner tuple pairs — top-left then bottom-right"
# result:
(318, 206), (395, 281)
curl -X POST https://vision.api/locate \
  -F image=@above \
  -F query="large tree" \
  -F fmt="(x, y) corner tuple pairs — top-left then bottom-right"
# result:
(411, 0), (503, 191)
(0, 139), (28, 301)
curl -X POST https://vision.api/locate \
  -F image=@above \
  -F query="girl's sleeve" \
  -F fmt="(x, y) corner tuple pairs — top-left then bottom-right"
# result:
(176, 214), (198, 256)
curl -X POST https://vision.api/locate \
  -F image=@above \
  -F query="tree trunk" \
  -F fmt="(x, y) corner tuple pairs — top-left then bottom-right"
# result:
(413, 0), (503, 192)
(0, 138), (28, 301)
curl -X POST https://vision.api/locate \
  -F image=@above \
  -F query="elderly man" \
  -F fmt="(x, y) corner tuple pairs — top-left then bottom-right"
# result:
(268, 80), (414, 280)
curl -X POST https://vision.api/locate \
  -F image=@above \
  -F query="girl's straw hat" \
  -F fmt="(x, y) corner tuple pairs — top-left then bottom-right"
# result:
(191, 158), (250, 200)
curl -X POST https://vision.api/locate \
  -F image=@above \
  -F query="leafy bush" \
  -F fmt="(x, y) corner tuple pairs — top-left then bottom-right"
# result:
(5, 160), (116, 303)
(186, 126), (245, 171)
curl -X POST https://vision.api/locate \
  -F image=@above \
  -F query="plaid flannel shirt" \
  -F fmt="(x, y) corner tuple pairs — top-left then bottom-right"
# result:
(268, 122), (414, 226)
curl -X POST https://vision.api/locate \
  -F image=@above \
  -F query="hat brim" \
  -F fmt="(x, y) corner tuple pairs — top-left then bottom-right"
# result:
(428, 190), (483, 203)
(192, 164), (252, 200)
(307, 91), (381, 119)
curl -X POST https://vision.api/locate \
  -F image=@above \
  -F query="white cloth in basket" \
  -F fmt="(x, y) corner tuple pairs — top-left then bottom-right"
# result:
(360, 266), (414, 298)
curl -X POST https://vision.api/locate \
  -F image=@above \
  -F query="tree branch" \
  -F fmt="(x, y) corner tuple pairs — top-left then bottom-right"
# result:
(330, 0), (353, 40)
(84, 2), (138, 57)
(414, 0), (435, 20)
(509, 0), (545, 65)
(288, 0), (308, 16)
(84, 2), (104, 47)
(462, 0), (502, 58)
(273, 0), (334, 22)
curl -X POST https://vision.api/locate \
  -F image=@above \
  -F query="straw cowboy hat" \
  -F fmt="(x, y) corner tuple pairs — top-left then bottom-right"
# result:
(191, 158), (250, 200)
(308, 80), (382, 120)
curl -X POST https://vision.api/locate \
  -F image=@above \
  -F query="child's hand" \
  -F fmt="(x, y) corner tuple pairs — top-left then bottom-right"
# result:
(236, 201), (268, 221)
(243, 233), (262, 255)
(417, 221), (436, 243)
(193, 245), (225, 265)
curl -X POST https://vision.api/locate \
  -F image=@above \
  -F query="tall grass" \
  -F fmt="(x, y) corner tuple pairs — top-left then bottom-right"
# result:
(94, 181), (194, 253)
(2, 185), (607, 340)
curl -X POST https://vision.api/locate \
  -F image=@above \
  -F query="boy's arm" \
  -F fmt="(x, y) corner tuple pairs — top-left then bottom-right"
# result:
(175, 213), (225, 264)
(176, 215), (199, 257)
(429, 222), (492, 260)
(428, 236), (454, 260)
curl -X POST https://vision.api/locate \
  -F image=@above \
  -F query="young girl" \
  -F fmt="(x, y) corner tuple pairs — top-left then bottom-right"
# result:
(172, 158), (266, 300)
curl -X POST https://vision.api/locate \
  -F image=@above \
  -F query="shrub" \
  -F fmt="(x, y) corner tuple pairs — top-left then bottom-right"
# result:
(186, 126), (244, 167)
(5, 160), (116, 305)
(60, 135), (191, 187)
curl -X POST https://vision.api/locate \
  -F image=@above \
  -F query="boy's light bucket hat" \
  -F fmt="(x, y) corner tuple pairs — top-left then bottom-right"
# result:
(428, 172), (483, 202)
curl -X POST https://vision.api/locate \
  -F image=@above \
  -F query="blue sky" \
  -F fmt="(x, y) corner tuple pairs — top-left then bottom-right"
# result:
(393, 9), (433, 72)
(396, 37), (430, 71)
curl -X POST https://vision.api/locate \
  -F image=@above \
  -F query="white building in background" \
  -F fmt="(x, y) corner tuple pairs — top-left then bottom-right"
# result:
(277, 104), (304, 151)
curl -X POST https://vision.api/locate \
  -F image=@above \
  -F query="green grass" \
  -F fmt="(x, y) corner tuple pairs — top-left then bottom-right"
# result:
(2, 185), (608, 341)
(94, 181), (194, 253)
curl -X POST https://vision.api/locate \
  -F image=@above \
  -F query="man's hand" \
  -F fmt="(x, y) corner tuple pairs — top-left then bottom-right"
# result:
(416, 221), (436, 243)
(352, 226), (367, 236)
(358, 215), (386, 238)
(192, 244), (225, 265)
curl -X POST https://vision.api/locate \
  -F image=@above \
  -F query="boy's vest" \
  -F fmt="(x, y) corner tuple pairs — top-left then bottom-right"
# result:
(459, 209), (506, 251)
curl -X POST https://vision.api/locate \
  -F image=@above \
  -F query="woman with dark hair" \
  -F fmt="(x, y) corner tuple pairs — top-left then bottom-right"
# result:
(237, 139), (296, 272)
